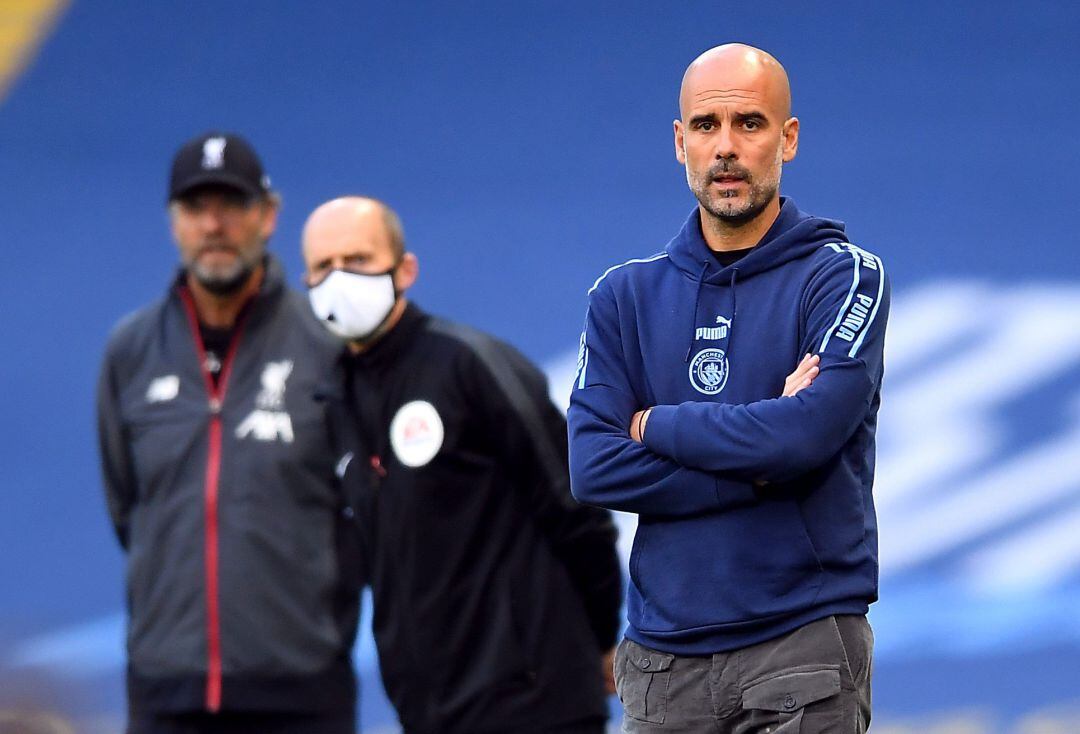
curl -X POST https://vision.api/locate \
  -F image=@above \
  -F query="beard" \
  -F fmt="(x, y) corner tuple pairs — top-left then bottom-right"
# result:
(687, 148), (783, 227)
(186, 243), (262, 296)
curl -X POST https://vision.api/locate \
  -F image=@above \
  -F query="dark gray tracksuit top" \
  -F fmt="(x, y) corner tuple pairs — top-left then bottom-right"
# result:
(96, 257), (361, 714)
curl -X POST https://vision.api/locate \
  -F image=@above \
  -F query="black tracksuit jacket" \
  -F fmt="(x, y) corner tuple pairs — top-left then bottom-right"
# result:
(332, 303), (622, 734)
(96, 258), (361, 715)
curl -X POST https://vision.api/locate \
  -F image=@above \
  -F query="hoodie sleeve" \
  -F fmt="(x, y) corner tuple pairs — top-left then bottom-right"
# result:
(642, 245), (889, 482)
(567, 278), (762, 515)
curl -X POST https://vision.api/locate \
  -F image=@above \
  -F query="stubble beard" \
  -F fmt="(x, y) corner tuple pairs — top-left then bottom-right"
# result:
(687, 148), (784, 229)
(187, 241), (264, 296)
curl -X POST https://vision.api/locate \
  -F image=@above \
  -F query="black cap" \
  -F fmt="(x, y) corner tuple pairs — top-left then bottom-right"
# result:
(168, 131), (272, 202)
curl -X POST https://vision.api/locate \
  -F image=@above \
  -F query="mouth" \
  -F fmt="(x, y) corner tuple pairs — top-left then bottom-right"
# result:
(197, 244), (239, 258)
(711, 175), (746, 188)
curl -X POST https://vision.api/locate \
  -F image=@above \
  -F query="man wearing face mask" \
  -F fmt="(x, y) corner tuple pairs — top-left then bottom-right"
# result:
(303, 197), (622, 734)
(96, 133), (362, 734)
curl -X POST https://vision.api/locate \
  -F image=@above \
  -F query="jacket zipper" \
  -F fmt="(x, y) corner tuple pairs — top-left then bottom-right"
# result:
(179, 288), (249, 713)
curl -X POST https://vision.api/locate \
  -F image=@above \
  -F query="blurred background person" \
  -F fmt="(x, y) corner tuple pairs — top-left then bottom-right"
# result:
(96, 133), (362, 734)
(302, 196), (623, 734)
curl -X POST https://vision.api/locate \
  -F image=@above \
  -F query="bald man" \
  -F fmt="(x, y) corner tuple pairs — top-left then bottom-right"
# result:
(568, 45), (888, 732)
(302, 197), (623, 734)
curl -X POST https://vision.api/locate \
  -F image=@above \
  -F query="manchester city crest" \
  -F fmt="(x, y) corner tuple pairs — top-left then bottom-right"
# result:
(689, 348), (729, 395)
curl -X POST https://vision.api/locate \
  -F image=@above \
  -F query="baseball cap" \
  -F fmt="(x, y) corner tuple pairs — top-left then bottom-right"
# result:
(168, 131), (272, 202)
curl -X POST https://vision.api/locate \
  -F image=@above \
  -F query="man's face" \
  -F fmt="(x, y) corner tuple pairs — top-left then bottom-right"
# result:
(170, 186), (277, 295)
(674, 53), (798, 226)
(302, 207), (399, 288)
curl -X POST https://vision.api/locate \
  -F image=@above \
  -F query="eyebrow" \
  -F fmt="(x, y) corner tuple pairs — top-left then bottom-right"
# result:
(688, 110), (769, 126)
(689, 112), (720, 126)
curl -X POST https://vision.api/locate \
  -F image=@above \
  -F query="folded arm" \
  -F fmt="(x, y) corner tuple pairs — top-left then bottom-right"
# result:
(641, 245), (889, 483)
(568, 281), (762, 516)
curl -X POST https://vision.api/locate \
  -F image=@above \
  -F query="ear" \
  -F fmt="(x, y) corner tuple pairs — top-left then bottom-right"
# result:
(394, 252), (419, 293)
(258, 198), (281, 240)
(673, 119), (686, 164)
(782, 116), (799, 162)
(167, 204), (182, 247)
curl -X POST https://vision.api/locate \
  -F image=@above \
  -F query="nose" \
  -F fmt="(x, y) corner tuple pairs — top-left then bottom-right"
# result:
(714, 124), (737, 160)
(195, 205), (226, 233)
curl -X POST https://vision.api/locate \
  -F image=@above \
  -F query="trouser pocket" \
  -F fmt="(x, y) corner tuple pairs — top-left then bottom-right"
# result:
(615, 638), (675, 724)
(741, 668), (841, 732)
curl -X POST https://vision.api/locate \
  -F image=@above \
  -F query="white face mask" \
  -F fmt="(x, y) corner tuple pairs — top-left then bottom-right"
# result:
(308, 268), (397, 341)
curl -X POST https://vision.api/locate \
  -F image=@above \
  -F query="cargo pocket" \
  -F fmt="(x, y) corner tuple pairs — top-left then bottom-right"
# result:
(615, 639), (674, 724)
(742, 668), (841, 732)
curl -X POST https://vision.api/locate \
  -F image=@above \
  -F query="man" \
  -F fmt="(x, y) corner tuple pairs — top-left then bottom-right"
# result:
(301, 197), (623, 734)
(568, 44), (888, 732)
(97, 133), (361, 734)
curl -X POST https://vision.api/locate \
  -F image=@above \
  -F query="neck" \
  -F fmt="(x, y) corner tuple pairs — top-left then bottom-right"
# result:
(186, 265), (264, 329)
(700, 195), (781, 252)
(348, 297), (409, 354)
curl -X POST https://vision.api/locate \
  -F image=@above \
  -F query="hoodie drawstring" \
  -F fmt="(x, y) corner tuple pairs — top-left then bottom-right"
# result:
(729, 267), (738, 325)
(685, 264), (740, 362)
(685, 261), (710, 362)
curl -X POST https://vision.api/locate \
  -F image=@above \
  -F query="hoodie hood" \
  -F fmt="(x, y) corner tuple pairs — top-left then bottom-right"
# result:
(666, 197), (847, 284)
(666, 197), (848, 361)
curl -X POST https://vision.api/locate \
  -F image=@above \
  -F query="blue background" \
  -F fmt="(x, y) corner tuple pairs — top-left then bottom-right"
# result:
(2, 1), (1079, 731)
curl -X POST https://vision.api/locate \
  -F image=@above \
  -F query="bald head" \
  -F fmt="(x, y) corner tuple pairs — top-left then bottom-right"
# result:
(303, 196), (405, 263)
(679, 44), (791, 120)
(673, 44), (799, 245)
(301, 195), (417, 299)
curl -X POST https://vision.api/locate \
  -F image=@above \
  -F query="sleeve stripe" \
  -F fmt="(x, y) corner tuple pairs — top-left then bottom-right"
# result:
(818, 245), (861, 353)
(577, 344), (589, 389)
(848, 251), (885, 358)
(587, 252), (667, 295)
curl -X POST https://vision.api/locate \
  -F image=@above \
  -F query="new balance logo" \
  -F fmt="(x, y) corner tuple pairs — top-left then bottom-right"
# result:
(146, 375), (179, 403)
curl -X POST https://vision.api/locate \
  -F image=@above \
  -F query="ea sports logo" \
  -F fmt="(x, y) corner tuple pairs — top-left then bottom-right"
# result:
(390, 400), (444, 468)
(689, 348), (729, 395)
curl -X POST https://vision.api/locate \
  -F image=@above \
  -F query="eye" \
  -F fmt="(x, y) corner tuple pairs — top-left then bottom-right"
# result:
(698, 121), (715, 132)
(743, 119), (761, 131)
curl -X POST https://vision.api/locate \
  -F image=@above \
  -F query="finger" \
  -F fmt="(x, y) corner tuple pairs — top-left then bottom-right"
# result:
(789, 358), (816, 381)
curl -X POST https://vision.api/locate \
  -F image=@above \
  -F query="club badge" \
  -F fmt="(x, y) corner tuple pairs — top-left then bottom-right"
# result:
(689, 348), (729, 395)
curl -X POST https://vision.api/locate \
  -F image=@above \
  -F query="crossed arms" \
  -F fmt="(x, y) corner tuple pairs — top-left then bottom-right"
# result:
(567, 248), (888, 516)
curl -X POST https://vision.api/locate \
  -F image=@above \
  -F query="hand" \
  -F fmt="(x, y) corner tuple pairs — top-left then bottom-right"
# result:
(782, 353), (820, 397)
(601, 646), (617, 695)
(629, 408), (651, 443)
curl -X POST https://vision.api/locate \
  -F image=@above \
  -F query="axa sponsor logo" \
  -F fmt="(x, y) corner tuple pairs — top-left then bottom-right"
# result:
(236, 360), (294, 443)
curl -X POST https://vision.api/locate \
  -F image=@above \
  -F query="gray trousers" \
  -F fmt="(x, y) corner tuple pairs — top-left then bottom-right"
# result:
(614, 615), (873, 733)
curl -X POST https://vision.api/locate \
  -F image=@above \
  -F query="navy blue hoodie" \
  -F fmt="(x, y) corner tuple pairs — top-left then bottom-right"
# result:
(568, 198), (889, 654)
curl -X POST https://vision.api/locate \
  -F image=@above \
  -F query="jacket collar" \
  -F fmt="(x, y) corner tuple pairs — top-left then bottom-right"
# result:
(170, 254), (287, 328)
(349, 300), (429, 372)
